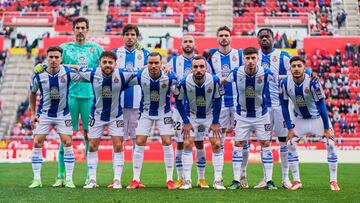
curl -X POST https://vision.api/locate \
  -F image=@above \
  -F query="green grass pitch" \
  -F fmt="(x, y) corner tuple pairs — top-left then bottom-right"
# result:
(0, 162), (359, 203)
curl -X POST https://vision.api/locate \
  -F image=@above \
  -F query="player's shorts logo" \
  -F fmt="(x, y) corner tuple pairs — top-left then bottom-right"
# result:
(116, 120), (124, 127)
(102, 86), (112, 98)
(164, 117), (173, 125)
(264, 124), (272, 131)
(64, 120), (72, 127)
(221, 64), (231, 77)
(196, 96), (206, 107)
(198, 125), (205, 133)
(50, 87), (60, 100)
(245, 86), (255, 98)
(296, 95), (306, 107)
(150, 90), (160, 101)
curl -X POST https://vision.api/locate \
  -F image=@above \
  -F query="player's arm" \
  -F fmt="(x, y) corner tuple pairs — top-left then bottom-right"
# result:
(174, 82), (193, 139)
(78, 67), (95, 81)
(210, 78), (222, 138)
(221, 68), (236, 85)
(279, 79), (295, 142)
(127, 69), (142, 87)
(29, 74), (39, 129)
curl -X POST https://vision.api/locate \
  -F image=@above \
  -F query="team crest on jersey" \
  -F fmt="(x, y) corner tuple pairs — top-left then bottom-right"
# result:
(304, 87), (310, 94)
(150, 90), (160, 101)
(137, 54), (142, 60)
(60, 76), (66, 83)
(89, 47), (94, 53)
(207, 87), (212, 93)
(102, 86), (112, 98)
(272, 56), (278, 62)
(257, 76), (263, 84)
(114, 76), (119, 83)
(50, 87), (60, 100)
(161, 82), (167, 88)
(232, 55), (237, 62)
(296, 95), (306, 107)
(196, 96), (206, 107)
(245, 86), (255, 98)
(221, 64), (231, 77)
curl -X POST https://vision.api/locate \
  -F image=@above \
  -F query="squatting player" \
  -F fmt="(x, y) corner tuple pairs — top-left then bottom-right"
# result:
(166, 35), (209, 188)
(127, 52), (177, 190)
(279, 56), (340, 191)
(28, 46), (79, 188)
(174, 56), (224, 190)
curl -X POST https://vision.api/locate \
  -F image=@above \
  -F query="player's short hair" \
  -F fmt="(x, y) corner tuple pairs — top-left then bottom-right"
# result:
(148, 52), (162, 61)
(290, 56), (306, 65)
(243, 47), (258, 56)
(257, 28), (274, 38)
(46, 46), (63, 55)
(122, 24), (140, 37)
(216, 26), (231, 36)
(192, 55), (207, 65)
(100, 51), (117, 61)
(72, 17), (89, 29)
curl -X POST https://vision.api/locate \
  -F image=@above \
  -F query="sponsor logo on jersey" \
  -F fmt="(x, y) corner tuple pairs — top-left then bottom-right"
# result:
(296, 95), (306, 107)
(49, 87), (60, 100)
(102, 86), (112, 98)
(245, 86), (255, 98)
(221, 64), (231, 77)
(78, 56), (87, 67)
(150, 90), (160, 101)
(196, 96), (206, 107)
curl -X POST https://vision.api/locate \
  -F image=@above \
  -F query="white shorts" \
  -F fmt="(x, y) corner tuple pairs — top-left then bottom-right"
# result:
(269, 106), (288, 137)
(33, 114), (73, 135)
(219, 106), (235, 129)
(136, 112), (174, 136)
(88, 116), (124, 139)
(234, 113), (272, 141)
(292, 116), (333, 138)
(123, 108), (139, 140)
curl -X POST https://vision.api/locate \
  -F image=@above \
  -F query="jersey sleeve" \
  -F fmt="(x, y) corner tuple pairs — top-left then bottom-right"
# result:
(165, 57), (174, 71)
(78, 67), (95, 81)
(174, 78), (186, 100)
(128, 69), (142, 86)
(281, 51), (291, 75)
(280, 78), (289, 100)
(212, 76), (222, 99)
(169, 72), (178, 86)
(225, 69), (236, 82)
(29, 74), (40, 93)
(311, 81), (325, 102)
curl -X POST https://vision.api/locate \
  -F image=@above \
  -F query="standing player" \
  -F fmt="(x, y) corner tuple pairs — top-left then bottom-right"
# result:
(279, 56), (340, 191)
(174, 56), (224, 190)
(28, 46), (78, 188)
(127, 52), (177, 190)
(166, 35), (209, 188)
(254, 28), (292, 189)
(222, 47), (277, 190)
(55, 17), (103, 186)
(80, 51), (133, 189)
(208, 26), (250, 188)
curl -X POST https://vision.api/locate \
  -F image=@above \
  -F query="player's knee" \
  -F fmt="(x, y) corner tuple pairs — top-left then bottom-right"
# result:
(260, 140), (270, 147)
(234, 141), (245, 147)
(113, 142), (123, 152)
(33, 138), (44, 148)
(89, 142), (99, 152)
(210, 139), (221, 152)
(162, 138), (172, 146)
(176, 142), (184, 150)
(194, 141), (204, 149)
(184, 139), (194, 151)
(61, 136), (72, 147)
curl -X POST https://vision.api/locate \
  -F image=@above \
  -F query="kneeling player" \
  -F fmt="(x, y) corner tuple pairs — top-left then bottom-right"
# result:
(80, 51), (133, 189)
(280, 56), (340, 191)
(29, 46), (78, 188)
(175, 56), (224, 190)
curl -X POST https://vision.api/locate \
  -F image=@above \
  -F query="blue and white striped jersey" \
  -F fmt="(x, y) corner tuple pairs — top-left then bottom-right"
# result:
(259, 49), (291, 107)
(175, 72), (222, 118)
(226, 65), (273, 118)
(280, 74), (326, 119)
(30, 65), (80, 117)
(208, 48), (243, 107)
(113, 46), (150, 109)
(166, 54), (194, 79)
(129, 68), (178, 117)
(79, 68), (133, 122)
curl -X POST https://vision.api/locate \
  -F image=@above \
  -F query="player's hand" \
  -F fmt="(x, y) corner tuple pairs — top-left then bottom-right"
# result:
(162, 65), (171, 73)
(310, 72), (320, 82)
(34, 63), (46, 73)
(220, 77), (227, 85)
(181, 123), (194, 140)
(30, 114), (39, 130)
(135, 42), (143, 50)
(209, 123), (221, 139)
(286, 129), (296, 143)
(324, 128), (335, 142)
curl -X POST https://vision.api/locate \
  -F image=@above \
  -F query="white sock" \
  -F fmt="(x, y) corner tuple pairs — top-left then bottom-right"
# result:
(87, 151), (98, 181)
(63, 146), (75, 181)
(212, 152), (224, 181)
(288, 143), (300, 181)
(196, 148), (206, 180)
(163, 145), (174, 182)
(279, 142), (290, 183)
(113, 152), (124, 181)
(31, 147), (42, 180)
(220, 134), (225, 153)
(261, 146), (274, 182)
(232, 146), (243, 181)
(326, 140), (338, 182)
(133, 145), (145, 181)
(241, 142), (249, 177)
(182, 150), (193, 181)
(175, 148), (183, 180)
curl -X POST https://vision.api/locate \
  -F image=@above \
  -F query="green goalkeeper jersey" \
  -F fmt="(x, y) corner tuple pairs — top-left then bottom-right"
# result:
(60, 41), (103, 98)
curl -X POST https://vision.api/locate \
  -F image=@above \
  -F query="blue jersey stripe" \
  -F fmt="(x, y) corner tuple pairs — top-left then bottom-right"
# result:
(100, 77), (112, 121)
(123, 51), (135, 108)
(295, 85), (311, 118)
(90, 70), (96, 117)
(149, 79), (160, 116)
(164, 79), (172, 114)
(48, 75), (60, 118)
(245, 75), (256, 117)
(63, 71), (71, 116)
(262, 74), (270, 115)
(195, 84), (206, 119)
(279, 51), (287, 75)
(221, 54), (234, 107)
(117, 71), (125, 117)
(35, 74), (44, 115)
(238, 49), (243, 65)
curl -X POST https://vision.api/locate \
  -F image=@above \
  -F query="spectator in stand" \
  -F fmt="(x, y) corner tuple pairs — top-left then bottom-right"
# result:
(97, 0), (104, 11)
(339, 116), (348, 133)
(336, 10), (347, 28)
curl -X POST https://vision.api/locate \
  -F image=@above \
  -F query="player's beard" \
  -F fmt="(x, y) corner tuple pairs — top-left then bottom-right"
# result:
(182, 46), (194, 54)
(194, 73), (204, 81)
(76, 33), (85, 42)
(102, 67), (114, 76)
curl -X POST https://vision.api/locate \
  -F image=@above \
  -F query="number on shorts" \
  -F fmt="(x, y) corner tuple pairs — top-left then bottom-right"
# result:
(174, 121), (181, 131)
